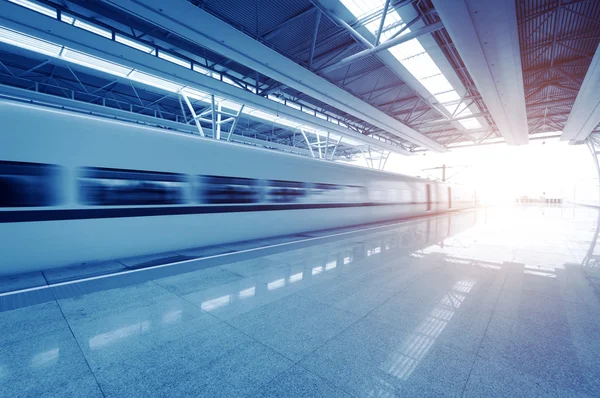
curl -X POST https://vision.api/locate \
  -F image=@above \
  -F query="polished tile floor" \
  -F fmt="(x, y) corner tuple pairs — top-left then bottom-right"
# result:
(1, 205), (600, 397)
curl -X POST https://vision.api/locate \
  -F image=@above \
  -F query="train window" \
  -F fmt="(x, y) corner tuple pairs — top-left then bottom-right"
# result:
(78, 167), (187, 206)
(0, 161), (62, 207)
(312, 183), (344, 202)
(344, 185), (363, 203)
(370, 187), (387, 203)
(198, 175), (259, 204)
(266, 180), (308, 203)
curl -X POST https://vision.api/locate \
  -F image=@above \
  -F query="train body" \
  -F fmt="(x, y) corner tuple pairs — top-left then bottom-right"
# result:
(0, 100), (476, 275)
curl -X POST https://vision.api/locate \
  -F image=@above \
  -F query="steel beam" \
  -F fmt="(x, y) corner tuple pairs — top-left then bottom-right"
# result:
(374, 0), (391, 46)
(98, 0), (446, 152)
(319, 21), (444, 74)
(561, 42), (600, 143)
(0, 1), (410, 155)
(308, 10), (321, 70)
(432, 0), (529, 145)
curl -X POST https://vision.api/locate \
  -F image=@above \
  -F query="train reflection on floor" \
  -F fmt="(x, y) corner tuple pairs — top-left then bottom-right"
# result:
(1, 205), (600, 397)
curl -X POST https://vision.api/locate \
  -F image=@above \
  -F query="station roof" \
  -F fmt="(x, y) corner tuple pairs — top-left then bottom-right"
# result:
(0, 0), (599, 161)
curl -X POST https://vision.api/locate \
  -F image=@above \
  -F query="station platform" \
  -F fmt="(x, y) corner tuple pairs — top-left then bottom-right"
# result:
(1, 205), (599, 397)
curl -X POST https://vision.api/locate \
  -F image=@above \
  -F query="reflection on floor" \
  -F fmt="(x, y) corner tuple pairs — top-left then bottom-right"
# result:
(1, 205), (599, 397)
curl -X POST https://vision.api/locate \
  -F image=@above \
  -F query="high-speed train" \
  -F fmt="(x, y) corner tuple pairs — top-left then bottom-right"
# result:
(0, 100), (477, 275)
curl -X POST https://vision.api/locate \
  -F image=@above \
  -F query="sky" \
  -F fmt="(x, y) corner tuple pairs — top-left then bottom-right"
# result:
(349, 137), (599, 205)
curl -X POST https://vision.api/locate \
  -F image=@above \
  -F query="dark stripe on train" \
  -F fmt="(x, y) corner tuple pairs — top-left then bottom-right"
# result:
(0, 202), (435, 223)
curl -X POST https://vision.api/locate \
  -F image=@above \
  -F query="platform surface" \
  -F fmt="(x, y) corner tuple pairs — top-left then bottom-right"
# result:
(1, 205), (599, 397)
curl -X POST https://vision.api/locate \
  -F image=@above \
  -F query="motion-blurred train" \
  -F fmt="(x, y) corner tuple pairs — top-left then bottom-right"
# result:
(0, 100), (477, 275)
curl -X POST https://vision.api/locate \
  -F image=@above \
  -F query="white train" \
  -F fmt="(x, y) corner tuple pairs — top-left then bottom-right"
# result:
(0, 100), (477, 275)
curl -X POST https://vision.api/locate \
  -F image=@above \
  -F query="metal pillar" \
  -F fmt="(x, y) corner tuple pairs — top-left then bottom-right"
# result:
(329, 136), (343, 160)
(211, 95), (217, 138)
(181, 93), (205, 136)
(227, 105), (245, 142)
(300, 129), (316, 158)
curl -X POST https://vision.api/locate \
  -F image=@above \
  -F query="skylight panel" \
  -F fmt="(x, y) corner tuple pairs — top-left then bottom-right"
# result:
(392, 39), (426, 60)
(60, 13), (75, 24)
(128, 70), (183, 93)
(329, 2), (490, 137)
(378, 20), (409, 43)
(73, 19), (112, 39)
(435, 91), (460, 104)
(8, 0), (57, 19)
(0, 27), (62, 57)
(302, 107), (315, 116)
(192, 64), (209, 75)
(61, 48), (132, 77)
(267, 94), (284, 104)
(316, 112), (328, 120)
(222, 75), (237, 86)
(192, 64), (220, 79)
(158, 51), (191, 69)
(458, 118), (482, 129)
(115, 34), (155, 55)
(420, 74), (454, 95)
(401, 53), (442, 80)
(340, 0), (382, 17)
(286, 101), (301, 111)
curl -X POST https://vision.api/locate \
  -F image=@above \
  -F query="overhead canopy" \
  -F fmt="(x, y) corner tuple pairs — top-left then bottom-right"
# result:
(561, 42), (600, 143)
(98, 0), (447, 152)
(431, 0), (529, 146)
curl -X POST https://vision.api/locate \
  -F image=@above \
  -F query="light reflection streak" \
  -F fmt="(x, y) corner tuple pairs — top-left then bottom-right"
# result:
(239, 287), (256, 299)
(201, 295), (231, 311)
(384, 279), (476, 380)
(89, 321), (151, 350)
(161, 309), (182, 325)
(267, 278), (285, 290)
(524, 270), (557, 278)
(30, 348), (59, 367)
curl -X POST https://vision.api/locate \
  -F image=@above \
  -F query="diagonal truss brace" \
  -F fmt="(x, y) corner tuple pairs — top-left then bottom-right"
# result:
(359, 146), (391, 170)
(180, 91), (244, 139)
(300, 128), (344, 160)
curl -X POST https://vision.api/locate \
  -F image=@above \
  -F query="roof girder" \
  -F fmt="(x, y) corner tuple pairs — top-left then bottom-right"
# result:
(431, 0), (529, 145)
(561, 41), (600, 143)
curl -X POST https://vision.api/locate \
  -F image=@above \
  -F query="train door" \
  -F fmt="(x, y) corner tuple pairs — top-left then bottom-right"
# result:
(426, 184), (431, 211)
(448, 187), (452, 209)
